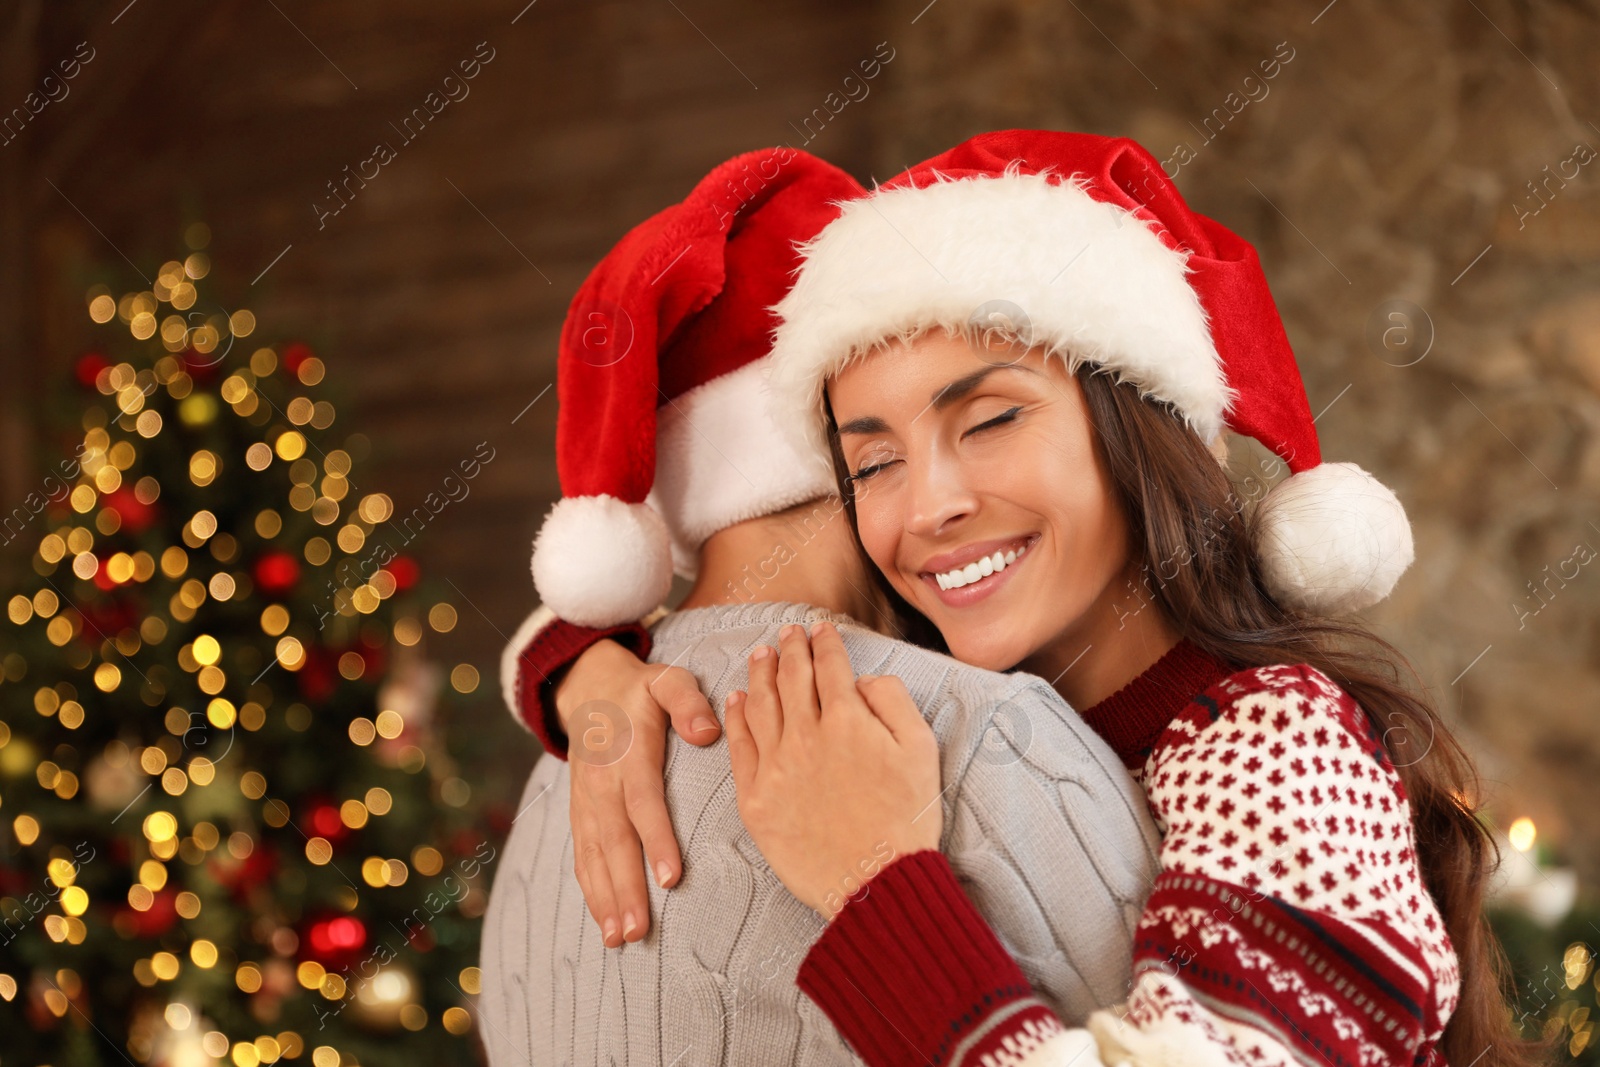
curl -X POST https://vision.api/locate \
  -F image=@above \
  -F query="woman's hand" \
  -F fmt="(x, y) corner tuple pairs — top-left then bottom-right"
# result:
(554, 638), (720, 947)
(725, 620), (942, 920)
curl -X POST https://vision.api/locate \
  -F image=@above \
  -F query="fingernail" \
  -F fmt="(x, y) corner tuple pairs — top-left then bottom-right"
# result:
(780, 624), (801, 639)
(692, 715), (717, 735)
(603, 917), (618, 944)
(655, 860), (674, 888)
(751, 646), (772, 661)
(857, 674), (877, 684)
(622, 911), (638, 938)
(809, 620), (828, 637)
(725, 691), (744, 709)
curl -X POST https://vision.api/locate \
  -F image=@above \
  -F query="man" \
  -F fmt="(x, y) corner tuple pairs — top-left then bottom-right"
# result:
(477, 147), (1159, 1066)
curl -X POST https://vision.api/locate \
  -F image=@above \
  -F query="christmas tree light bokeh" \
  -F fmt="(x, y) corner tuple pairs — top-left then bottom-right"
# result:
(1, 224), (494, 1066)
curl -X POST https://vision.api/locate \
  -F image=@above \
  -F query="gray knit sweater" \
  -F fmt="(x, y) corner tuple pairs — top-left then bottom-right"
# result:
(478, 602), (1159, 1066)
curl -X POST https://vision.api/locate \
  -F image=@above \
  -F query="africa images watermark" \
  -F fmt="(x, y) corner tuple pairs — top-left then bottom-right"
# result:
(1156, 40), (1296, 180)
(1, 40), (96, 149)
(0, 441), (94, 548)
(720, 493), (861, 605)
(784, 40), (897, 148)
(0, 841), (97, 946)
(1110, 442), (1298, 631)
(706, 39), (898, 233)
(1511, 523), (1598, 631)
(313, 41), (497, 231)
(1511, 140), (1597, 231)
(312, 440), (497, 629)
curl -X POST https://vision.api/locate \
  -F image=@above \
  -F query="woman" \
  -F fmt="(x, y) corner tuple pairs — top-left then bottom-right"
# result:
(716, 131), (1538, 1067)
(549, 131), (1537, 1066)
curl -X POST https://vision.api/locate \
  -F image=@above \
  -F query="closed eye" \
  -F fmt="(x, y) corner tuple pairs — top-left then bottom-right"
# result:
(963, 405), (1023, 438)
(848, 459), (896, 483)
(848, 442), (901, 484)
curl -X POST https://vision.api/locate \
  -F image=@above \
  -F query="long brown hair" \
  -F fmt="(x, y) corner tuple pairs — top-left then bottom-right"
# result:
(824, 350), (1546, 1067)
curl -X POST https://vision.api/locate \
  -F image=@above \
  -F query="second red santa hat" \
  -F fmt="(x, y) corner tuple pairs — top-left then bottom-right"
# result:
(530, 148), (865, 627)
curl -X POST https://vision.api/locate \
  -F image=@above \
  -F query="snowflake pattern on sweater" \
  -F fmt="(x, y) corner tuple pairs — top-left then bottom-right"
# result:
(1113, 663), (1460, 1061)
(796, 646), (1462, 1067)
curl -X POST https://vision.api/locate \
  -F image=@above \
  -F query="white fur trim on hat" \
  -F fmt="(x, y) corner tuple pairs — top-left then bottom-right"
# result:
(531, 495), (674, 628)
(1254, 461), (1415, 616)
(767, 169), (1237, 467)
(647, 354), (836, 580)
(499, 603), (557, 734)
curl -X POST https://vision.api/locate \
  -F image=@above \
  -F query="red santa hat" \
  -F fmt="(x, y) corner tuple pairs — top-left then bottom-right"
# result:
(530, 148), (863, 627)
(767, 129), (1413, 617)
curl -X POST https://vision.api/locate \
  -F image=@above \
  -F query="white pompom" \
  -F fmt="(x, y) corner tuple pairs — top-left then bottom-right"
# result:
(530, 495), (673, 628)
(1254, 461), (1415, 616)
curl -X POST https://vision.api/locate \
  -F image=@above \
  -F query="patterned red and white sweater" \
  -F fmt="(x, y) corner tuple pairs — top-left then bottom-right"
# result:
(796, 637), (1461, 1067)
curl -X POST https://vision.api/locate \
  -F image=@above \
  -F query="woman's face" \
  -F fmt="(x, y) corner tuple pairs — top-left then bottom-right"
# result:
(828, 331), (1134, 673)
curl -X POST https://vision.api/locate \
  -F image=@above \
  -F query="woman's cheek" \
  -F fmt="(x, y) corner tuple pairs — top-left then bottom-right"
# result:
(855, 495), (909, 592)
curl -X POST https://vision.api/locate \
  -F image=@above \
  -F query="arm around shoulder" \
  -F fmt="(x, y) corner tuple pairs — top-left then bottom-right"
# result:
(794, 664), (1459, 1067)
(498, 604), (656, 757)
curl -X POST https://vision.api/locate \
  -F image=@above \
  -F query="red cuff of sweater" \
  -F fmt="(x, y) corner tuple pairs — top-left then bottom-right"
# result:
(515, 619), (653, 758)
(796, 849), (1038, 1067)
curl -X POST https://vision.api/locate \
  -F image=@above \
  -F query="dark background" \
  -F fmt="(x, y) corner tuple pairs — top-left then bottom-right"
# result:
(3, 0), (1598, 1023)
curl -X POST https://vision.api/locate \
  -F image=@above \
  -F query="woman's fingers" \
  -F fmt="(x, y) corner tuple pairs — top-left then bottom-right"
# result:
(856, 674), (934, 748)
(571, 790), (624, 947)
(856, 674), (944, 846)
(724, 690), (758, 792)
(553, 645), (704, 947)
(744, 644), (784, 752)
(775, 623), (821, 731)
(649, 664), (721, 746)
(807, 620), (863, 718)
(621, 719), (681, 894)
(593, 782), (652, 944)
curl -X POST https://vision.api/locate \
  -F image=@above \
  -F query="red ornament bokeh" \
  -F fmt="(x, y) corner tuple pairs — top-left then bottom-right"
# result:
(253, 550), (301, 598)
(282, 342), (315, 377)
(305, 797), (350, 843)
(300, 913), (367, 970)
(113, 887), (178, 939)
(101, 486), (158, 535)
(207, 843), (279, 904)
(383, 555), (420, 591)
(74, 351), (110, 389)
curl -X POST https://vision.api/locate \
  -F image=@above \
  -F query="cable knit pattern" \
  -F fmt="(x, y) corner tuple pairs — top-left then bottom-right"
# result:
(478, 602), (1161, 1067)
(795, 642), (1461, 1067)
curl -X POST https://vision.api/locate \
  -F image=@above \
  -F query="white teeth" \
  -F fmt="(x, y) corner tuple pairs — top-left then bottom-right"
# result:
(932, 542), (1029, 591)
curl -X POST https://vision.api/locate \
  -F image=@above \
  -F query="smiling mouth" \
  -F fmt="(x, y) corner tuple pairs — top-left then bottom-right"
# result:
(922, 535), (1037, 591)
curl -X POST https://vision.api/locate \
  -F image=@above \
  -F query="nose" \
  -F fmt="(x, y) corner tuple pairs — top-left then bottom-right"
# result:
(903, 441), (978, 539)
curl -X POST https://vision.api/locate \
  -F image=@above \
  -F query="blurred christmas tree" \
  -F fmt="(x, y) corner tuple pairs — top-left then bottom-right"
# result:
(0, 229), (497, 1066)
(1485, 815), (1599, 1065)
(1490, 899), (1600, 1066)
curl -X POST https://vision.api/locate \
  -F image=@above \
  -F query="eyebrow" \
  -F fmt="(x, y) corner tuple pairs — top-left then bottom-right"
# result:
(837, 363), (1039, 437)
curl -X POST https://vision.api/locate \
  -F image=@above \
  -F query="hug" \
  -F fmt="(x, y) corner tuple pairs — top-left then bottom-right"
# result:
(479, 130), (1538, 1067)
